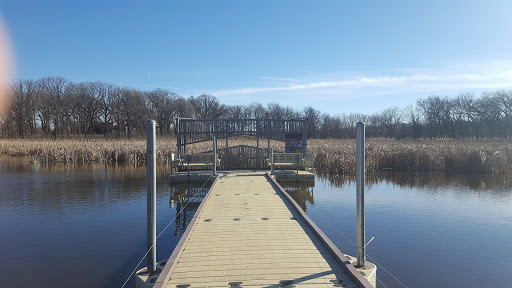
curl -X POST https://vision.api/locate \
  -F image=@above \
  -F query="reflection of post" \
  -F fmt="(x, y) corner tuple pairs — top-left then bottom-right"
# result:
(175, 195), (182, 236)
(146, 120), (157, 273)
(356, 122), (365, 268)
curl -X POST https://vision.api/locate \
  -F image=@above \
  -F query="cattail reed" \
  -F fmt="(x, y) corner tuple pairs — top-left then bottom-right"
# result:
(1, 138), (510, 175)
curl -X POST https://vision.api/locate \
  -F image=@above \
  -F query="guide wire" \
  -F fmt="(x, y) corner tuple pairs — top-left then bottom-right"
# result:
(377, 277), (390, 288)
(121, 174), (214, 288)
(276, 179), (409, 288)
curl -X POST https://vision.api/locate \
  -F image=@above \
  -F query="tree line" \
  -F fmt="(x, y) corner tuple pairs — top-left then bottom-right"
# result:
(1, 76), (511, 139)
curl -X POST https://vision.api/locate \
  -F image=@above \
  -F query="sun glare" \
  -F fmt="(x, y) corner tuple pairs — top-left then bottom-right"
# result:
(0, 18), (14, 120)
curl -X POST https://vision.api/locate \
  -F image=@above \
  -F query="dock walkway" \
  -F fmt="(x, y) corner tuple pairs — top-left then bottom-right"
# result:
(152, 171), (375, 288)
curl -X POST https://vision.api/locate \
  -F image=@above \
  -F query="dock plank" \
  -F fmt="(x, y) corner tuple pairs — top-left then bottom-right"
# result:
(161, 171), (360, 288)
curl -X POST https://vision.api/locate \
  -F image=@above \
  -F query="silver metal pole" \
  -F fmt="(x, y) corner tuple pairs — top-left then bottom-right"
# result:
(303, 119), (308, 158)
(271, 148), (275, 175)
(213, 136), (217, 176)
(146, 120), (157, 273)
(356, 122), (365, 268)
(176, 117), (181, 159)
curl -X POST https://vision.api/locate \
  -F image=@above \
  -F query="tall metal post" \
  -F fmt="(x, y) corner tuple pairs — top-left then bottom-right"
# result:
(268, 120), (271, 153)
(146, 120), (157, 273)
(176, 117), (181, 159)
(271, 148), (275, 175)
(183, 121), (187, 155)
(212, 136), (217, 176)
(256, 120), (260, 167)
(356, 122), (365, 268)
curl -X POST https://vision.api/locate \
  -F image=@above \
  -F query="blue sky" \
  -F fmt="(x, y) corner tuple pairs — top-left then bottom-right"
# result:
(1, 0), (512, 114)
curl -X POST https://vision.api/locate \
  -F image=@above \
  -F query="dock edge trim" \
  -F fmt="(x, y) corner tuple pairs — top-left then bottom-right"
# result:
(266, 173), (375, 288)
(153, 175), (220, 288)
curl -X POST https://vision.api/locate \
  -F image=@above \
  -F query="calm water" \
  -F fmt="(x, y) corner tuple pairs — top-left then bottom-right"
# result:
(1, 156), (511, 288)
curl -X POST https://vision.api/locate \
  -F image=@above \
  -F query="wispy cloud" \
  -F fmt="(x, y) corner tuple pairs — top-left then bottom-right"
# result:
(214, 61), (512, 97)
(259, 76), (301, 82)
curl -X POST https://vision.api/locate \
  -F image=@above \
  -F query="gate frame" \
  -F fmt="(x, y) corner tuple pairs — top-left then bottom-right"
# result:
(175, 118), (308, 169)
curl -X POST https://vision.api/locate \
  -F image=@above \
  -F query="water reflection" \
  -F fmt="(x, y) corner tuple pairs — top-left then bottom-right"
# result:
(276, 170), (512, 214)
(2, 155), (512, 288)
(278, 181), (315, 211)
(0, 156), (173, 211)
(169, 184), (210, 236)
(317, 170), (512, 191)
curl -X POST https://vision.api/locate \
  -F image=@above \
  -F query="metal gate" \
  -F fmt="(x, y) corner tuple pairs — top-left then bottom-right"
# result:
(175, 118), (308, 170)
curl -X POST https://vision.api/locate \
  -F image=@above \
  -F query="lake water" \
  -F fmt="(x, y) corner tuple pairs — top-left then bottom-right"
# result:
(1, 156), (511, 288)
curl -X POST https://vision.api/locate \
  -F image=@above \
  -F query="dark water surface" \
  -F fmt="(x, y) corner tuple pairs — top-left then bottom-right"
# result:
(1, 156), (511, 288)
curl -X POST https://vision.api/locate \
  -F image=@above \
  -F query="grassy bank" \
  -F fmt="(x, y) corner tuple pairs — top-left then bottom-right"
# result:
(310, 138), (512, 175)
(1, 138), (511, 175)
(0, 139), (177, 164)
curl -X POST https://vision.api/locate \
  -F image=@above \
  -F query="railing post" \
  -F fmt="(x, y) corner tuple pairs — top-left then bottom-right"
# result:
(356, 122), (365, 268)
(146, 119), (157, 273)
(271, 148), (275, 175)
(213, 136), (217, 176)
(296, 153), (299, 175)
(241, 145), (245, 169)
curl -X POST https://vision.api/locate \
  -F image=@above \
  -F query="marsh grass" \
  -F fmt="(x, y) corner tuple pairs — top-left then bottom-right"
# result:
(0, 139), (176, 164)
(1, 138), (510, 175)
(310, 138), (512, 175)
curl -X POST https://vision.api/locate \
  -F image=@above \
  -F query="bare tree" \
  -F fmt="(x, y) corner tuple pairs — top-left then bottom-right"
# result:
(246, 102), (266, 119)
(7, 79), (37, 137)
(403, 105), (421, 140)
(37, 76), (69, 138)
(379, 106), (402, 138)
(303, 106), (321, 138)
(147, 88), (180, 135)
(93, 81), (118, 136)
(119, 88), (147, 137)
(266, 102), (284, 120)
(225, 105), (245, 119)
(495, 90), (512, 139)
(188, 94), (225, 119)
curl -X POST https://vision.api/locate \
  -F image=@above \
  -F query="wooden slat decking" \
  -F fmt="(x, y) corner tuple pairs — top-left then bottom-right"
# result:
(154, 171), (374, 288)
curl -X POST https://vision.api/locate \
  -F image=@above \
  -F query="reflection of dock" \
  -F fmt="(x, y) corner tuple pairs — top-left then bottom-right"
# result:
(280, 180), (315, 212)
(169, 185), (210, 236)
(138, 171), (375, 288)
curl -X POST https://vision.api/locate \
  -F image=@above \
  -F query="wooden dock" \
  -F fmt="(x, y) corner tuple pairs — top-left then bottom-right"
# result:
(138, 171), (375, 288)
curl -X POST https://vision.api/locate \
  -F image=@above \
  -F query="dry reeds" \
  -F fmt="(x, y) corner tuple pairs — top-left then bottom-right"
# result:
(0, 139), (177, 164)
(1, 138), (511, 175)
(309, 138), (512, 175)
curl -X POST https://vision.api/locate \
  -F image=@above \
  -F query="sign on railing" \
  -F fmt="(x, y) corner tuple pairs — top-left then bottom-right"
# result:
(285, 133), (302, 153)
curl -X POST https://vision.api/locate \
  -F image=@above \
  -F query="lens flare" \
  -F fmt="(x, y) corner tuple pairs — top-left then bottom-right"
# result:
(0, 18), (14, 121)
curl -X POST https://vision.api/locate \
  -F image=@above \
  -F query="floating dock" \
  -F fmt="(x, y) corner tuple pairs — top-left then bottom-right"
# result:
(169, 169), (315, 184)
(138, 171), (375, 288)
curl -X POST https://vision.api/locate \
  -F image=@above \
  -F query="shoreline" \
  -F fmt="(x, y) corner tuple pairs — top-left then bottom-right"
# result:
(1, 138), (510, 175)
